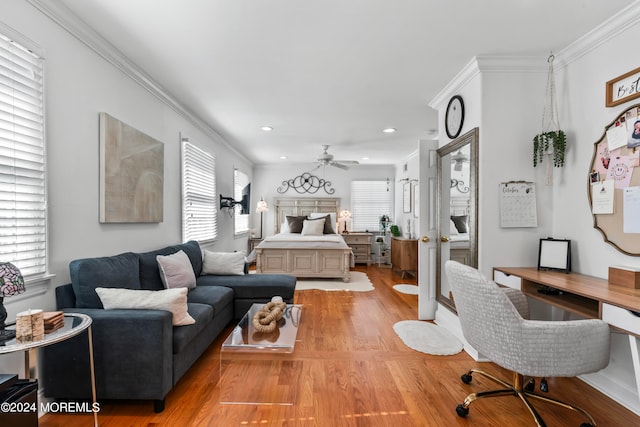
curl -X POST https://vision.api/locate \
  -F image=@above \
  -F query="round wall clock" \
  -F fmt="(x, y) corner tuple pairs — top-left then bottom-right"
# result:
(445, 95), (465, 139)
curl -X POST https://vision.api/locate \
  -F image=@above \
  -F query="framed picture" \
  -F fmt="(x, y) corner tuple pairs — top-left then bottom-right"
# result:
(537, 238), (571, 273)
(413, 184), (420, 218)
(606, 66), (640, 107)
(403, 182), (411, 213)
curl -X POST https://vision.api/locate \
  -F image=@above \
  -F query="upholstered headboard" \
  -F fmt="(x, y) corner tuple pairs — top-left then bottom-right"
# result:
(274, 198), (340, 233)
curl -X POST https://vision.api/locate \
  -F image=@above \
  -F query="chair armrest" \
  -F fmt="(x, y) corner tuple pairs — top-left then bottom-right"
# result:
(502, 288), (530, 319)
(516, 319), (611, 377)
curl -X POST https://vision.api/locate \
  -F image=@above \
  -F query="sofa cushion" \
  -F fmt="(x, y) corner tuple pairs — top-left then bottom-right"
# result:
(157, 250), (196, 290)
(202, 250), (245, 276)
(196, 274), (296, 301)
(95, 287), (196, 326)
(70, 252), (141, 308)
(187, 285), (234, 316)
(172, 303), (213, 354)
(139, 241), (203, 291)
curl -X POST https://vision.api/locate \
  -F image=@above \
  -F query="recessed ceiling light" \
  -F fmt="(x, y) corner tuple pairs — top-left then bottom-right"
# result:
(279, 156), (287, 160)
(383, 127), (396, 133)
(261, 126), (273, 132)
(362, 157), (369, 160)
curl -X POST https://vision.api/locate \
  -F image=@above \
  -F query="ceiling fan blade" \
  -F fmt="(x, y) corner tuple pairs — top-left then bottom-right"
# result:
(330, 161), (349, 170)
(335, 160), (359, 165)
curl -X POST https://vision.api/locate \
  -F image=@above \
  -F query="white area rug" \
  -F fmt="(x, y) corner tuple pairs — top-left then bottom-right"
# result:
(295, 271), (374, 292)
(393, 284), (419, 295)
(393, 320), (463, 356)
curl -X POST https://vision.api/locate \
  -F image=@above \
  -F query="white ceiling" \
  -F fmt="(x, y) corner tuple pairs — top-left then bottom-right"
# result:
(54, 0), (635, 166)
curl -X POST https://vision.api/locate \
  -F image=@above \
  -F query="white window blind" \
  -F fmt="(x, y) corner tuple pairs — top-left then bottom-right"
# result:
(182, 140), (217, 242)
(233, 169), (249, 235)
(0, 32), (46, 277)
(351, 180), (393, 232)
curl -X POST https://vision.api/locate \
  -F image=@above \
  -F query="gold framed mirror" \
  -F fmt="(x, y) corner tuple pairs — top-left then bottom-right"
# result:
(436, 128), (479, 313)
(588, 104), (640, 256)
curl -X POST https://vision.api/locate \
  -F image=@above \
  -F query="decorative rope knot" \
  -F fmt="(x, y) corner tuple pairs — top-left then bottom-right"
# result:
(252, 301), (287, 333)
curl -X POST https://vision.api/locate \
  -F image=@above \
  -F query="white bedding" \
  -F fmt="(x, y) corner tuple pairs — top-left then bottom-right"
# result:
(257, 232), (350, 249)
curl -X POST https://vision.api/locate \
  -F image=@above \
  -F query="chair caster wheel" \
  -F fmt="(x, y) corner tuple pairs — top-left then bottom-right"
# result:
(456, 404), (469, 417)
(461, 373), (472, 384)
(524, 378), (535, 392)
(540, 378), (549, 393)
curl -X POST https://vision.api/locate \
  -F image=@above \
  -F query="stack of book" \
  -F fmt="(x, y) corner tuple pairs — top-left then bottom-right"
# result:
(43, 311), (64, 334)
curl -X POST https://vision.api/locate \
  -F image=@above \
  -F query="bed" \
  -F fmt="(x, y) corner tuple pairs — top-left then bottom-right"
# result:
(255, 198), (352, 282)
(449, 197), (471, 264)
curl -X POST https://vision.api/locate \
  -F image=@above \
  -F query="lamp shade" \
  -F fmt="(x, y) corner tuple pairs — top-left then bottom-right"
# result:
(340, 209), (352, 220)
(256, 198), (269, 213)
(0, 262), (25, 297)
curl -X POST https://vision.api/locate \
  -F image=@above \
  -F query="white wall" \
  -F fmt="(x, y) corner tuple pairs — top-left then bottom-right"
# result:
(552, 12), (640, 412)
(394, 151), (420, 238)
(252, 163), (395, 236)
(0, 0), (251, 375)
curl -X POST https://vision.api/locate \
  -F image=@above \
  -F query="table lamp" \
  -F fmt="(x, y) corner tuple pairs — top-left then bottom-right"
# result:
(0, 262), (25, 342)
(340, 209), (352, 234)
(256, 198), (269, 239)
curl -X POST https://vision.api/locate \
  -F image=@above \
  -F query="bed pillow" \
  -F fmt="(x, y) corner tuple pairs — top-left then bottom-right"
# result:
(301, 218), (325, 235)
(280, 221), (291, 233)
(95, 287), (195, 326)
(156, 250), (197, 290)
(286, 215), (308, 233)
(308, 214), (335, 234)
(309, 212), (337, 233)
(202, 250), (246, 275)
(451, 215), (469, 234)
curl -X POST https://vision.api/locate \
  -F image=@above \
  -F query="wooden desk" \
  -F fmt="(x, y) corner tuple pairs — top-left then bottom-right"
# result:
(493, 267), (640, 406)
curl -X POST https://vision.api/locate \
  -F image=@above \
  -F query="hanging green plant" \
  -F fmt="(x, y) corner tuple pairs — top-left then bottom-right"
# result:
(533, 130), (566, 168)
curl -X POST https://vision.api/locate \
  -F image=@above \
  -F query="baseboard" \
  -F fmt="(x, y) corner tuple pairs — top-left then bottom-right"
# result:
(579, 371), (640, 416)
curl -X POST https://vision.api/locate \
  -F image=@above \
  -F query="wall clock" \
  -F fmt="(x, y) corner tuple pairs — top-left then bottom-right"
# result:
(445, 95), (465, 139)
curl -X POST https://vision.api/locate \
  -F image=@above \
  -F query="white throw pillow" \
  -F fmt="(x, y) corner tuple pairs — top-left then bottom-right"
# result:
(301, 218), (325, 235)
(309, 212), (337, 233)
(95, 287), (195, 326)
(280, 221), (291, 233)
(450, 219), (459, 235)
(156, 250), (196, 290)
(202, 250), (246, 275)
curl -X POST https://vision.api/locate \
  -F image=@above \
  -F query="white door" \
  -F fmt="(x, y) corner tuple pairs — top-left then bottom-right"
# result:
(418, 139), (439, 320)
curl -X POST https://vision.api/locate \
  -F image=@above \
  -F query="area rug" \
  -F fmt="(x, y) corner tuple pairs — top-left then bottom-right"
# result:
(295, 271), (374, 292)
(393, 320), (463, 355)
(393, 284), (419, 295)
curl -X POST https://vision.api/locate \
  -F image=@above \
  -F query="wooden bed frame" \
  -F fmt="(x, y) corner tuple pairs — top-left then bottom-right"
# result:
(255, 197), (352, 282)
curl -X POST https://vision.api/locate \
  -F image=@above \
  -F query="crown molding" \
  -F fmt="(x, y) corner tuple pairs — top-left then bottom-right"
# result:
(26, 0), (251, 164)
(428, 56), (545, 110)
(557, 1), (640, 67)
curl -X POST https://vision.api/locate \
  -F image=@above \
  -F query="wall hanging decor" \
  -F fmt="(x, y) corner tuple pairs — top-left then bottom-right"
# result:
(99, 113), (164, 223)
(606, 66), (640, 107)
(532, 54), (566, 185)
(277, 172), (335, 194)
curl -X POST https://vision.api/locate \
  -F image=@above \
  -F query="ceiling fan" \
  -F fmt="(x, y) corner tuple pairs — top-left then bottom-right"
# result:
(313, 145), (359, 170)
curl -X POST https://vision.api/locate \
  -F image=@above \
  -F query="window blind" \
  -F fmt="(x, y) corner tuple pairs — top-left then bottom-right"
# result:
(182, 140), (217, 242)
(351, 180), (393, 232)
(233, 169), (249, 235)
(0, 33), (46, 277)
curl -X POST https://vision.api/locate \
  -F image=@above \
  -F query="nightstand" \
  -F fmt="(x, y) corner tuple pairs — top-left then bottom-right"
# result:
(341, 233), (372, 265)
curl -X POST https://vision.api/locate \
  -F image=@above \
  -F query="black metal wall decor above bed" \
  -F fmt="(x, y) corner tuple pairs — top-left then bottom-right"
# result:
(277, 172), (335, 194)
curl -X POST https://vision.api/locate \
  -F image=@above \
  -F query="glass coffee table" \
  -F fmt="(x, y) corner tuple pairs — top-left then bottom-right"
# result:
(220, 303), (302, 404)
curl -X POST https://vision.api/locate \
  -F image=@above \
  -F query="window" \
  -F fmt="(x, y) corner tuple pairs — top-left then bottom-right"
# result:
(182, 140), (217, 242)
(233, 169), (249, 235)
(0, 31), (46, 277)
(351, 180), (393, 232)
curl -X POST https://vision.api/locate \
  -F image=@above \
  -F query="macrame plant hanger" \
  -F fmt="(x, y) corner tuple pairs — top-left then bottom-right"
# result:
(540, 53), (560, 185)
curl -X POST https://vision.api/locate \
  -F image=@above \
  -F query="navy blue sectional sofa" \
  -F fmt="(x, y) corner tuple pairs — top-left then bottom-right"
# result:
(42, 240), (296, 412)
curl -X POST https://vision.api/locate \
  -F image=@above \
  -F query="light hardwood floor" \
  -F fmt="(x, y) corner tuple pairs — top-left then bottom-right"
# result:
(40, 265), (639, 426)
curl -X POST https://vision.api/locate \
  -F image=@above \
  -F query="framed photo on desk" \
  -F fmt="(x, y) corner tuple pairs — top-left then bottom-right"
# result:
(538, 238), (571, 273)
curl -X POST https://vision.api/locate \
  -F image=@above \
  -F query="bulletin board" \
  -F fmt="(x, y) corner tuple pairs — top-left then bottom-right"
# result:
(588, 103), (640, 256)
(499, 181), (538, 228)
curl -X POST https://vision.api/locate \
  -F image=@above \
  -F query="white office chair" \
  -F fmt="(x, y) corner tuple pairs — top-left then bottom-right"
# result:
(444, 260), (611, 427)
